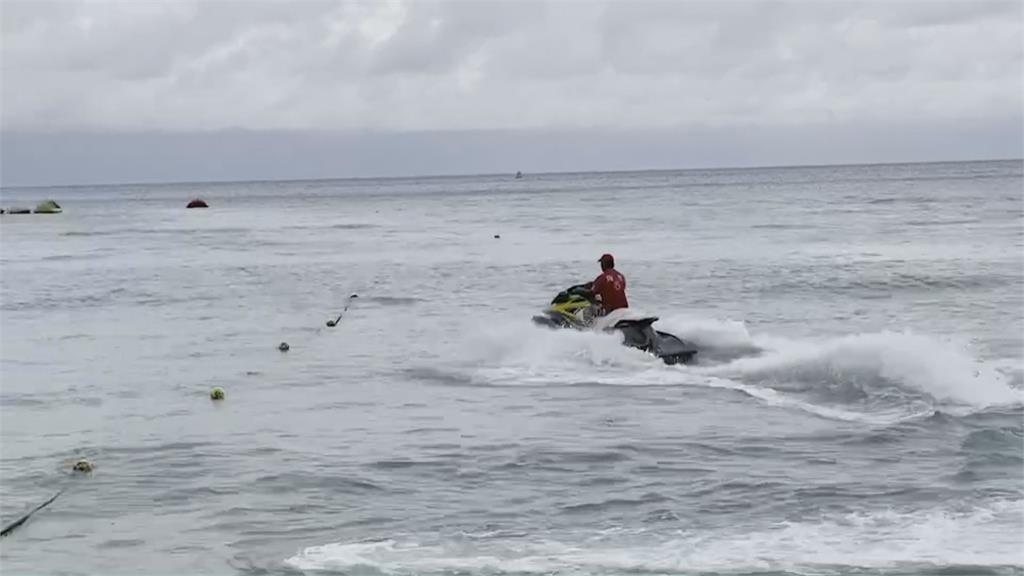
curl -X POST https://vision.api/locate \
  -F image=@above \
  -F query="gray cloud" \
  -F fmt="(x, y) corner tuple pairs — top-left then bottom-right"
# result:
(3, 0), (1020, 132)
(1, 0), (1020, 185)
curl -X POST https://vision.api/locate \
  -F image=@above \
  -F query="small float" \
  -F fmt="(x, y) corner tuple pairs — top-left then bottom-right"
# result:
(34, 200), (63, 214)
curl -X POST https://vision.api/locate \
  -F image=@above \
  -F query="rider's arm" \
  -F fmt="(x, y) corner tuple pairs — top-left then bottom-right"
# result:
(589, 275), (604, 301)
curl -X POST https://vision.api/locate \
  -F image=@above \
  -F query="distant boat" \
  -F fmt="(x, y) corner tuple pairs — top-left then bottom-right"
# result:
(515, 171), (523, 179)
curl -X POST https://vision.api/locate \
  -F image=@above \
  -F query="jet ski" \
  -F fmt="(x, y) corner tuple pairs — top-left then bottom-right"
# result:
(532, 284), (698, 365)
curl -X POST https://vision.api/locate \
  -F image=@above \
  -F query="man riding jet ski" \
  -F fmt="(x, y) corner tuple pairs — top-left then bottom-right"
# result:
(532, 254), (698, 365)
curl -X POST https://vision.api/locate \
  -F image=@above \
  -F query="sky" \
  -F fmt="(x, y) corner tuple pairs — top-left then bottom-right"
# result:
(1, 0), (1021, 186)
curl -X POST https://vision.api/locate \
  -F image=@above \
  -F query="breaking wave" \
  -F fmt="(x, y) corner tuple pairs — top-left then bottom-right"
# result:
(286, 499), (1024, 575)
(696, 329), (1022, 409)
(436, 317), (1021, 424)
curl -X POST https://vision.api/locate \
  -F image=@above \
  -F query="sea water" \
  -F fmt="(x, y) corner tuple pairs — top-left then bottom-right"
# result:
(1, 160), (1021, 575)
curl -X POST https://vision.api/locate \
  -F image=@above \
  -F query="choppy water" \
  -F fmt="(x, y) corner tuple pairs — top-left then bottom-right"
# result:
(1, 160), (1022, 576)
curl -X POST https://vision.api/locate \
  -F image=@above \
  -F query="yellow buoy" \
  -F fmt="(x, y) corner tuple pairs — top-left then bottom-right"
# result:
(72, 459), (93, 473)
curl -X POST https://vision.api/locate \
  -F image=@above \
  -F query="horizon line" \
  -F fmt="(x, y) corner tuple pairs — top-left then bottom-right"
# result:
(2, 155), (1020, 190)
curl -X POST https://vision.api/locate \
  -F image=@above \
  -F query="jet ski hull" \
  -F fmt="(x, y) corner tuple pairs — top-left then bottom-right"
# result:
(614, 317), (697, 365)
(532, 309), (697, 364)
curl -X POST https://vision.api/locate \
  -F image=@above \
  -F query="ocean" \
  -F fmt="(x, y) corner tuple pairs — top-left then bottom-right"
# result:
(1, 160), (1022, 575)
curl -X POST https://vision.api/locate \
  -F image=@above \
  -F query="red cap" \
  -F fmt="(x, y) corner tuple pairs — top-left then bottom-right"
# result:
(598, 253), (615, 266)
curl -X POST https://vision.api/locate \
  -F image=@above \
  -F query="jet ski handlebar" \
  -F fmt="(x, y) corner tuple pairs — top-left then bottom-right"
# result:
(551, 283), (599, 305)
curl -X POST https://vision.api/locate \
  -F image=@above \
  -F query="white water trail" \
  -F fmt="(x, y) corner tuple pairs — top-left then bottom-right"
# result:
(697, 329), (1022, 408)
(451, 317), (1021, 423)
(287, 500), (1024, 574)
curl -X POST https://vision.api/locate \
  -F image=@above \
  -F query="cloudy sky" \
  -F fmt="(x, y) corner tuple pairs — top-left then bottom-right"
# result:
(2, 0), (1021, 186)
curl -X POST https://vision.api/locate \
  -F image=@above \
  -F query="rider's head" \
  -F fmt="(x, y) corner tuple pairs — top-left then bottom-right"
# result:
(598, 253), (615, 271)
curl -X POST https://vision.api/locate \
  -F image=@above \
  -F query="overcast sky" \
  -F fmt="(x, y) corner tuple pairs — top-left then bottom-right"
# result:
(2, 0), (1021, 186)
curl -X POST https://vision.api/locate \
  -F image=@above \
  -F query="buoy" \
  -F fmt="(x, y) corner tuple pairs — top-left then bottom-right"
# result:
(34, 200), (62, 214)
(210, 387), (225, 400)
(72, 459), (94, 473)
(186, 199), (209, 209)
(278, 342), (290, 352)
(494, 234), (501, 239)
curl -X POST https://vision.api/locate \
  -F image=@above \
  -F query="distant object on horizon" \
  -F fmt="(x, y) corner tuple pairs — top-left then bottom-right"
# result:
(187, 199), (209, 209)
(34, 200), (62, 214)
(1, 200), (61, 215)
(515, 171), (523, 179)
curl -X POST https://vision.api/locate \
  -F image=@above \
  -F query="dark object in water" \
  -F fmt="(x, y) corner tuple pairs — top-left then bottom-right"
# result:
(326, 293), (359, 327)
(72, 459), (93, 473)
(1, 489), (64, 537)
(494, 234), (501, 239)
(187, 199), (209, 209)
(531, 283), (698, 365)
(278, 342), (290, 352)
(7, 208), (31, 215)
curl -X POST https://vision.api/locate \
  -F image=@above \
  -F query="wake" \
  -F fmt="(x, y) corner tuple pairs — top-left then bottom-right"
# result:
(439, 315), (1022, 423)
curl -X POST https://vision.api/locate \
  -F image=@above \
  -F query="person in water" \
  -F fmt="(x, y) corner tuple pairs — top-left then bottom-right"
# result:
(588, 253), (628, 314)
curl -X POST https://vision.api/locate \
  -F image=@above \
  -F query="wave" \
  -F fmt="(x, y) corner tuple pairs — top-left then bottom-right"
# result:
(285, 500), (1024, 574)
(60, 231), (104, 237)
(749, 223), (809, 230)
(465, 319), (658, 372)
(365, 296), (423, 306)
(57, 223), (378, 239)
(279, 222), (379, 231)
(58, 226), (253, 237)
(904, 218), (982, 227)
(760, 268), (1017, 296)
(697, 330), (1022, 409)
(696, 375), (923, 424)
(651, 315), (762, 362)
(2, 288), (225, 312)
(441, 318), (1020, 424)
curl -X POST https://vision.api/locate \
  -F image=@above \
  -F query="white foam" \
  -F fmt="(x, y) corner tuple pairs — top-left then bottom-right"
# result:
(696, 374), (920, 424)
(699, 330), (1022, 408)
(652, 314), (758, 351)
(452, 320), (1020, 422)
(466, 318), (659, 374)
(286, 500), (1024, 573)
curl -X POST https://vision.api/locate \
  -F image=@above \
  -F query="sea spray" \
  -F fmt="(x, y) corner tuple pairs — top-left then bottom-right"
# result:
(700, 330), (1021, 408)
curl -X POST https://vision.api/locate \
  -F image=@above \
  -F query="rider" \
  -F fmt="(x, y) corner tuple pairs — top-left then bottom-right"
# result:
(589, 253), (628, 315)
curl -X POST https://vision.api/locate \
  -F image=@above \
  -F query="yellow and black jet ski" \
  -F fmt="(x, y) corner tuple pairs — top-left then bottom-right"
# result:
(532, 284), (698, 365)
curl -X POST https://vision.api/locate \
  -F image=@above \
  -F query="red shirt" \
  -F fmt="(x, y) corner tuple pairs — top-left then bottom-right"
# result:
(592, 268), (628, 312)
